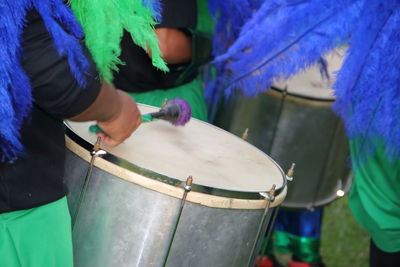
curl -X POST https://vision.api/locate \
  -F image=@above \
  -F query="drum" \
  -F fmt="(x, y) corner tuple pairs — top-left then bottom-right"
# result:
(64, 104), (287, 267)
(214, 50), (351, 209)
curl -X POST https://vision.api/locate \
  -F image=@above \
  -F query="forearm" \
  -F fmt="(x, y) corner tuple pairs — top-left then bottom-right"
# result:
(68, 83), (121, 122)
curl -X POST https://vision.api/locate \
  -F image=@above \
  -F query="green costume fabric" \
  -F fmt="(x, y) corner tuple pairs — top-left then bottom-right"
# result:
(0, 197), (73, 267)
(261, 223), (321, 263)
(196, 0), (214, 33)
(128, 77), (208, 121)
(274, 230), (321, 263)
(349, 140), (400, 253)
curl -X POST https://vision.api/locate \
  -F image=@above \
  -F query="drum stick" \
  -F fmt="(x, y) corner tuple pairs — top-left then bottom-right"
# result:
(89, 98), (192, 133)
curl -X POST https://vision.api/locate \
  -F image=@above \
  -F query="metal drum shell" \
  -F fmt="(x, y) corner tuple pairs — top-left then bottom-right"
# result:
(64, 115), (287, 267)
(213, 88), (351, 210)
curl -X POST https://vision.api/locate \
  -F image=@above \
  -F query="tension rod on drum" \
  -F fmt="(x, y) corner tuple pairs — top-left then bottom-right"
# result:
(286, 163), (296, 181)
(72, 137), (106, 229)
(242, 128), (249, 140)
(247, 184), (276, 267)
(254, 164), (296, 266)
(162, 176), (193, 267)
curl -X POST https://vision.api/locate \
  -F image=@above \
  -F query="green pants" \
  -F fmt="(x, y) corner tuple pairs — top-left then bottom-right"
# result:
(0, 197), (73, 267)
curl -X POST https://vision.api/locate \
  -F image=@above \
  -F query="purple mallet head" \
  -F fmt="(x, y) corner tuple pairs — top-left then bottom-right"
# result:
(166, 98), (192, 126)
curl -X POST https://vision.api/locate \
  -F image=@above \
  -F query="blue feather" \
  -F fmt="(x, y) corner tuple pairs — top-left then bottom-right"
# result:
(142, 0), (162, 22)
(0, 0), (89, 162)
(209, 0), (400, 159)
(206, 0), (264, 119)
(0, 0), (31, 162)
(50, 0), (84, 38)
(33, 0), (89, 87)
(214, 0), (363, 96)
(333, 0), (400, 159)
(207, 0), (263, 56)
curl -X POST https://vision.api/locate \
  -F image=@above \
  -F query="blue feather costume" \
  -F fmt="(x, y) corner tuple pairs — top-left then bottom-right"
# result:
(0, 0), (162, 163)
(209, 0), (400, 160)
(205, 0), (264, 120)
(208, 0), (400, 259)
(0, 0), (88, 162)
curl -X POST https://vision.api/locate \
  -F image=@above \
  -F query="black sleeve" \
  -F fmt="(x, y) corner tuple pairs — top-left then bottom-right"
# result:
(157, 0), (197, 29)
(21, 11), (101, 119)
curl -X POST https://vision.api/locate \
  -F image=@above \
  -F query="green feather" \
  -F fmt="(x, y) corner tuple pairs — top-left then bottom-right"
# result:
(70, 0), (168, 82)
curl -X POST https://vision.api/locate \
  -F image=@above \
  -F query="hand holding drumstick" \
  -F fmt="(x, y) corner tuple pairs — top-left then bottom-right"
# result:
(89, 98), (192, 138)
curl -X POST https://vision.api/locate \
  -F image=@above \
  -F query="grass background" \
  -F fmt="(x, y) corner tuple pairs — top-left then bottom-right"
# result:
(320, 196), (369, 267)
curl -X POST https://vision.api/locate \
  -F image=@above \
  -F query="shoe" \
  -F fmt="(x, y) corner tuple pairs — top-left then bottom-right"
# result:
(288, 261), (326, 267)
(254, 255), (283, 267)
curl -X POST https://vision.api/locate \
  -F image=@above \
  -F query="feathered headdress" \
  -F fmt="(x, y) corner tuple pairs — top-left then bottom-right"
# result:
(70, 0), (168, 82)
(0, 0), (88, 162)
(208, 0), (400, 160)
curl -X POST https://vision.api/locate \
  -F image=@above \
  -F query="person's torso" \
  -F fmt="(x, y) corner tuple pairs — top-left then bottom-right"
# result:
(0, 10), (100, 213)
(113, 0), (212, 92)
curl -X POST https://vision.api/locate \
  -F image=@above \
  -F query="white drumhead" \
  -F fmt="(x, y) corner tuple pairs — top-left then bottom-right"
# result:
(66, 105), (284, 192)
(273, 49), (346, 99)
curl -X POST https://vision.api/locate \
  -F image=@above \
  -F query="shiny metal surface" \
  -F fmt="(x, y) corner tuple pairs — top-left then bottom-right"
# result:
(64, 124), (286, 267)
(65, 148), (272, 267)
(64, 119), (287, 199)
(214, 89), (351, 209)
(165, 202), (268, 267)
(247, 185), (277, 267)
(66, 150), (180, 266)
(66, 104), (286, 194)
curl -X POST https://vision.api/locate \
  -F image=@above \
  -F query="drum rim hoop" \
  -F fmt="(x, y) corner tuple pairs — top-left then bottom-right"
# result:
(270, 86), (335, 102)
(64, 124), (287, 209)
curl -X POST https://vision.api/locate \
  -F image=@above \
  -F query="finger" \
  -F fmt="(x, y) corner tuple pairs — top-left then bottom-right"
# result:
(96, 133), (122, 147)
